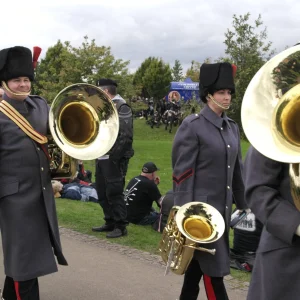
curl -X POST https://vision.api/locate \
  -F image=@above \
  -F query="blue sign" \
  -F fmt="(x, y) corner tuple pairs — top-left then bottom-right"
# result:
(168, 77), (200, 102)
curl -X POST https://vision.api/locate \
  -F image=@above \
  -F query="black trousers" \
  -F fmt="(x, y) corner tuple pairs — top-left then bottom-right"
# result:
(95, 158), (129, 228)
(3, 276), (39, 300)
(180, 259), (229, 300)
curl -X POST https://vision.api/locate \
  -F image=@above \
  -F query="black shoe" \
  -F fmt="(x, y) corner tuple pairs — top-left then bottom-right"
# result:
(106, 228), (127, 238)
(92, 224), (115, 232)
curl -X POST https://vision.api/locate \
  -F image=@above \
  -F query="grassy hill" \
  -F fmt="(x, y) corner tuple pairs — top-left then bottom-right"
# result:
(56, 118), (251, 282)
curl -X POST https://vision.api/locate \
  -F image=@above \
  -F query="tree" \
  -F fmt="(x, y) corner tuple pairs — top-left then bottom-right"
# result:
(133, 57), (172, 99)
(185, 60), (201, 82)
(34, 36), (135, 102)
(221, 13), (275, 134)
(133, 57), (156, 98)
(34, 40), (81, 101)
(142, 58), (172, 100)
(185, 58), (211, 82)
(172, 59), (183, 81)
(70, 36), (131, 90)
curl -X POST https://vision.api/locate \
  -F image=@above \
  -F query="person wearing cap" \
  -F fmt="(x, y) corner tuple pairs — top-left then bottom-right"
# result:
(172, 62), (248, 300)
(124, 162), (161, 225)
(92, 78), (134, 238)
(0, 46), (67, 299)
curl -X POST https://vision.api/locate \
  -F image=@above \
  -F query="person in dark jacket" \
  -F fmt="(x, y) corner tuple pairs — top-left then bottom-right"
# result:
(125, 162), (161, 225)
(92, 78), (134, 238)
(172, 62), (248, 300)
(0, 46), (67, 300)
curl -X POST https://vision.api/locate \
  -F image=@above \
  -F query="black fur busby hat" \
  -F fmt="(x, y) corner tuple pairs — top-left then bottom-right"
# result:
(0, 46), (34, 82)
(96, 78), (118, 87)
(199, 62), (236, 103)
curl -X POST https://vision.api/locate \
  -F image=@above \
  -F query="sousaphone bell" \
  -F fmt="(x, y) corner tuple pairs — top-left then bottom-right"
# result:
(49, 83), (119, 178)
(241, 44), (300, 210)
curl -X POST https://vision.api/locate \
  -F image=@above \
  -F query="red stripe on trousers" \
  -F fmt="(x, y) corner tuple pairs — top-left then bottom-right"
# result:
(14, 281), (22, 300)
(203, 275), (216, 300)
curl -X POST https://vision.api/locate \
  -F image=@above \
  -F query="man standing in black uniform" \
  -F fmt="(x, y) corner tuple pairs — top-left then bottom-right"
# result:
(92, 78), (134, 238)
(0, 46), (67, 299)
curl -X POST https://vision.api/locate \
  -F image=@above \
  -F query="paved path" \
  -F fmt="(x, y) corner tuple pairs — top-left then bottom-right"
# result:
(0, 228), (249, 299)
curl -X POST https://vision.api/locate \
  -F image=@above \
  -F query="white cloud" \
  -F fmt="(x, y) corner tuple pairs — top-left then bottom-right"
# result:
(1, 0), (300, 72)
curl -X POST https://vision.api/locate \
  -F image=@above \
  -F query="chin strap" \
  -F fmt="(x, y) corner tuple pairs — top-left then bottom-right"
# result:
(207, 94), (230, 110)
(1, 81), (31, 97)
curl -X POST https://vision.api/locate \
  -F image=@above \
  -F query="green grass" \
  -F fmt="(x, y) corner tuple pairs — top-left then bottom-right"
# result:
(56, 118), (251, 282)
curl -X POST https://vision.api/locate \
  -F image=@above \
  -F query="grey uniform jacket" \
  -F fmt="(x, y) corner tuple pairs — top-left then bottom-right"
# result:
(0, 94), (67, 281)
(172, 105), (247, 277)
(244, 146), (300, 300)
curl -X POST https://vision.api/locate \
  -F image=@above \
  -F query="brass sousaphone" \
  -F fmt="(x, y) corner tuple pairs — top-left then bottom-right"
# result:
(159, 202), (225, 275)
(241, 44), (300, 210)
(49, 83), (119, 178)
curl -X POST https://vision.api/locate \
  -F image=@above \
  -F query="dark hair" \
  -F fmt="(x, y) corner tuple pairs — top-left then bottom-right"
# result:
(101, 85), (117, 96)
(200, 86), (216, 103)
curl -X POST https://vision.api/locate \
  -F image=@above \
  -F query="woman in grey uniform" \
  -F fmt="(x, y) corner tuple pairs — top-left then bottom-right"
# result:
(0, 46), (67, 299)
(172, 62), (248, 300)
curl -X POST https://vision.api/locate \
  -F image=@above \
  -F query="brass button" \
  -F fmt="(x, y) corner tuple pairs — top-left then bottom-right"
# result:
(41, 167), (44, 171)
(227, 145), (230, 148)
(227, 186), (230, 190)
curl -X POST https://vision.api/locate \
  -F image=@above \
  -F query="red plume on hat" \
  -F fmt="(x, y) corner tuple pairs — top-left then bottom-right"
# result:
(32, 46), (42, 69)
(232, 64), (237, 77)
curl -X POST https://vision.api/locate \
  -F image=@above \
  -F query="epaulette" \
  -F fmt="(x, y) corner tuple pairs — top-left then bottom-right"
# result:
(29, 94), (43, 99)
(29, 94), (48, 104)
(29, 94), (46, 100)
(184, 113), (200, 123)
(113, 98), (126, 110)
(227, 116), (237, 124)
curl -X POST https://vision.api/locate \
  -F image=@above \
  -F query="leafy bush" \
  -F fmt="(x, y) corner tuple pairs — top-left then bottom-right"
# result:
(130, 101), (148, 114)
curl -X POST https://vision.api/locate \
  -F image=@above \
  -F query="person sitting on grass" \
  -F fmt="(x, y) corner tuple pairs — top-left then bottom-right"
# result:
(124, 162), (161, 225)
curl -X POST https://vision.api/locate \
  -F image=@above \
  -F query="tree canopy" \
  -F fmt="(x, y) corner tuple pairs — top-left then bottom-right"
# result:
(34, 36), (134, 102)
(32, 12), (279, 133)
(172, 59), (184, 82)
(133, 57), (172, 99)
(221, 13), (275, 134)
